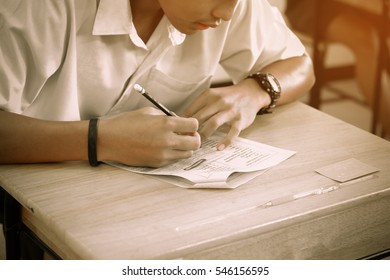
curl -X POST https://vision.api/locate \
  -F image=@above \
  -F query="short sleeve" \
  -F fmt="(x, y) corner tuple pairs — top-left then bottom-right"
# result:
(220, 0), (306, 83)
(0, 0), (67, 114)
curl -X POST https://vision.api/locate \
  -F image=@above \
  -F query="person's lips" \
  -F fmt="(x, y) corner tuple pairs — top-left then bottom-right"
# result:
(195, 21), (219, 30)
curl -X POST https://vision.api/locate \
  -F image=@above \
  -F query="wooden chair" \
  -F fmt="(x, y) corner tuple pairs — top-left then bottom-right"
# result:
(310, 0), (389, 135)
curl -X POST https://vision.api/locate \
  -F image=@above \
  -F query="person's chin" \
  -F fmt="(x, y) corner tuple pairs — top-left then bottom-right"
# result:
(185, 29), (199, 35)
(177, 27), (198, 35)
(174, 23), (205, 35)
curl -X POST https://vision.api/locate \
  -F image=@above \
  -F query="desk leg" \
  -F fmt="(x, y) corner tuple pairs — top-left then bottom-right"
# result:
(2, 188), (45, 260)
(0, 187), (4, 225)
(3, 189), (21, 260)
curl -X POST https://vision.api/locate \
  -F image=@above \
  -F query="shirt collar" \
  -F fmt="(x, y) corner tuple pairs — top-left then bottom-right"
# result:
(167, 24), (186, 46)
(92, 0), (132, 36)
(92, 0), (186, 47)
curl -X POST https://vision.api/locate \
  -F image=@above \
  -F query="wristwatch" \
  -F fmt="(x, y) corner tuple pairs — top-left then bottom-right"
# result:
(247, 72), (281, 114)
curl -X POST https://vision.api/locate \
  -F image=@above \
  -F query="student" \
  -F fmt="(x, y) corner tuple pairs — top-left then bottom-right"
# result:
(0, 0), (315, 167)
(286, 0), (389, 137)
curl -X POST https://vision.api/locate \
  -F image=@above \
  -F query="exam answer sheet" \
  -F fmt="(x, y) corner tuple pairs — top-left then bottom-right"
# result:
(108, 132), (295, 188)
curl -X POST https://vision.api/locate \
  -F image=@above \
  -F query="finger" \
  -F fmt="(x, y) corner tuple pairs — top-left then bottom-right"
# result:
(191, 94), (235, 126)
(198, 110), (234, 140)
(146, 146), (197, 168)
(191, 105), (220, 126)
(171, 132), (201, 151)
(167, 149), (196, 160)
(172, 117), (199, 134)
(217, 122), (242, 151)
(182, 92), (208, 117)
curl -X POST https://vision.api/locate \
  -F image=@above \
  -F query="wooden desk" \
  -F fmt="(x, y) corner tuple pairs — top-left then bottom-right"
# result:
(1, 102), (390, 259)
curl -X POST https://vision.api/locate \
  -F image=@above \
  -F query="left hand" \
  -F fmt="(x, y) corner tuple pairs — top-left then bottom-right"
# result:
(182, 79), (269, 150)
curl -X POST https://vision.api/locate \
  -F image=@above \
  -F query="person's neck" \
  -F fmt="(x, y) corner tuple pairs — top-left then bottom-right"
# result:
(130, 0), (164, 43)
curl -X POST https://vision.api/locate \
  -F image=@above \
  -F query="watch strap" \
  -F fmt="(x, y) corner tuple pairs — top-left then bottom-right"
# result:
(247, 72), (281, 114)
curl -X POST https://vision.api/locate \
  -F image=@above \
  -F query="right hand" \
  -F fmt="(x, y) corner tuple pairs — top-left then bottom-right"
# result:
(98, 107), (201, 167)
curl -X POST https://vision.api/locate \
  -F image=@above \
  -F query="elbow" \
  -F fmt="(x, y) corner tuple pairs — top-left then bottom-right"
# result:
(308, 62), (316, 91)
(303, 53), (316, 92)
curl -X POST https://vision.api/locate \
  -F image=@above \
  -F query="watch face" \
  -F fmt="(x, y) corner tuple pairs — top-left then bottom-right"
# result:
(267, 74), (281, 92)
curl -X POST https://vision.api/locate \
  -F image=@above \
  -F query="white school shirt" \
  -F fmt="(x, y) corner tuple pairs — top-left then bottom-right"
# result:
(0, 0), (305, 121)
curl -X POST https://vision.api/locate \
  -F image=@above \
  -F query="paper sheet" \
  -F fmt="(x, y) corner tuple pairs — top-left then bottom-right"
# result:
(107, 132), (296, 189)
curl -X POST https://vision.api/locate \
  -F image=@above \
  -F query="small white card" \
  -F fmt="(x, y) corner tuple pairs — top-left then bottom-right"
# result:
(315, 158), (380, 183)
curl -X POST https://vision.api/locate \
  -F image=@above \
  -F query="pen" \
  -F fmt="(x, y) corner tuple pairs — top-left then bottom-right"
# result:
(262, 174), (376, 208)
(176, 174), (377, 231)
(134, 84), (178, 116)
(262, 185), (339, 208)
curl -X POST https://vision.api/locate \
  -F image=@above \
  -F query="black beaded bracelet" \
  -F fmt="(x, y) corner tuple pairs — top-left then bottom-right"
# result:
(88, 118), (101, 167)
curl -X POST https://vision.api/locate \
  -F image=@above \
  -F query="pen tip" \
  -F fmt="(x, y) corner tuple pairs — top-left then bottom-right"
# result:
(134, 84), (144, 93)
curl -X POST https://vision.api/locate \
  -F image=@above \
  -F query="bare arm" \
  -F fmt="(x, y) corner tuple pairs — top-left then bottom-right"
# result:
(0, 108), (201, 167)
(261, 54), (315, 106)
(0, 111), (89, 163)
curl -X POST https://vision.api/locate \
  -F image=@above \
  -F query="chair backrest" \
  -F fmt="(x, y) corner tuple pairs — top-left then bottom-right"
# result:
(311, 0), (389, 135)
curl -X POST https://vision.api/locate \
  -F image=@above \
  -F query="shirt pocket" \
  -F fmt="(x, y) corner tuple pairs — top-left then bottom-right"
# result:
(142, 68), (213, 114)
